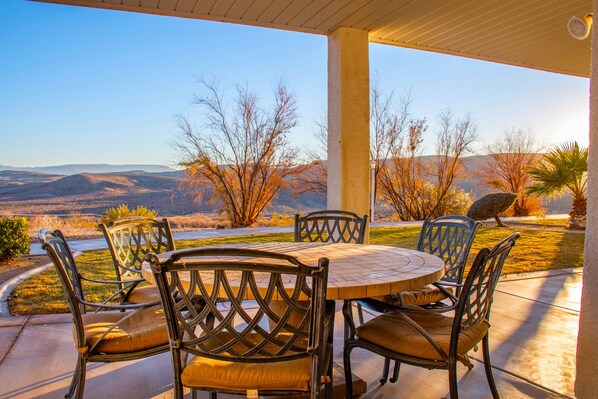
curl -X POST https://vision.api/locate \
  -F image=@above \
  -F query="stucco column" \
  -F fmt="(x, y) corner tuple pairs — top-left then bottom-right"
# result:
(327, 26), (370, 225)
(576, 2), (598, 397)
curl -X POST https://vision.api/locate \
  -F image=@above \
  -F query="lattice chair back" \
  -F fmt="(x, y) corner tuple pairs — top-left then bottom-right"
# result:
(148, 247), (331, 398)
(294, 210), (368, 244)
(416, 215), (480, 285)
(452, 233), (519, 341)
(100, 217), (175, 284)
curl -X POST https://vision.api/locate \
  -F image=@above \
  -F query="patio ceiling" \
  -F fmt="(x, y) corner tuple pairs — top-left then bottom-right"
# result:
(35, 0), (592, 78)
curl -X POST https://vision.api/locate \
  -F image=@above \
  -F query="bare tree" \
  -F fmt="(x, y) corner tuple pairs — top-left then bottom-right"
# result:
(176, 79), (302, 227)
(480, 128), (542, 216)
(296, 81), (412, 200)
(292, 116), (328, 197)
(378, 110), (477, 220)
(370, 83), (412, 201)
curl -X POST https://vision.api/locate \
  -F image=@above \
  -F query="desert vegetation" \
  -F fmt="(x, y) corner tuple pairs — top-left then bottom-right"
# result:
(176, 79), (304, 228)
(527, 141), (588, 230)
(480, 128), (543, 216)
(0, 216), (30, 261)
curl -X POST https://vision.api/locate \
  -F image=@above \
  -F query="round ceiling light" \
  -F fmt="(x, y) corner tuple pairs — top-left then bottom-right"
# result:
(568, 14), (593, 40)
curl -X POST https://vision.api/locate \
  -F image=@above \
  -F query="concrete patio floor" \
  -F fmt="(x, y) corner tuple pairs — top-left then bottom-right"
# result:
(0, 268), (580, 399)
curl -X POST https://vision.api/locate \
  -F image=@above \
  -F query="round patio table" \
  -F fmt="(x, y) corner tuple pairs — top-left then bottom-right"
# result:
(140, 242), (445, 300)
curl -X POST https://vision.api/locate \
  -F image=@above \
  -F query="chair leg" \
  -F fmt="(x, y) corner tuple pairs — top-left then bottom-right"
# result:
(74, 357), (86, 399)
(171, 348), (185, 399)
(64, 356), (82, 399)
(482, 335), (500, 399)
(64, 356), (86, 399)
(324, 359), (333, 399)
(389, 360), (401, 383)
(343, 345), (354, 398)
(448, 358), (459, 399)
(380, 357), (390, 385)
(209, 391), (217, 399)
(356, 303), (365, 325)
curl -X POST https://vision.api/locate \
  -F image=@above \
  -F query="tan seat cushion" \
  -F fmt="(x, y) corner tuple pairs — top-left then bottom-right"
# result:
(126, 285), (161, 304)
(356, 310), (489, 361)
(79, 306), (168, 354)
(181, 332), (314, 392)
(399, 285), (453, 306)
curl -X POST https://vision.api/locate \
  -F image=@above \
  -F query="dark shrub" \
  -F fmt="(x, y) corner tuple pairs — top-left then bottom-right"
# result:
(467, 193), (517, 227)
(0, 216), (31, 261)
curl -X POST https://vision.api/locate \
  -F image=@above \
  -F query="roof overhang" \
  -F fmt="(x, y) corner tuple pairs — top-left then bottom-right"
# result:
(34, 0), (592, 78)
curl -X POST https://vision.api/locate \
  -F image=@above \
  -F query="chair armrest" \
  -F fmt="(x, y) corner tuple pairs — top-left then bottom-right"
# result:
(431, 282), (459, 306)
(80, 276), (144, 285)
(357, 296), (458, 315)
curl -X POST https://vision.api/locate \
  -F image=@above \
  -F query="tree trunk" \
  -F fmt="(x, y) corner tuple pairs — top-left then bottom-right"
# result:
(494, 215), (505, 227)
(569, 196), (587, 230)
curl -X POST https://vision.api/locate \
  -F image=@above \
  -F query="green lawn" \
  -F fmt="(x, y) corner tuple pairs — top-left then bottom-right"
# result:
(9, 227), (584, 315)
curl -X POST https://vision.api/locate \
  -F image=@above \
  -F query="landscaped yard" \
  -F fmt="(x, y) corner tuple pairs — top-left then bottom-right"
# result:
(8, 226), (584, 315)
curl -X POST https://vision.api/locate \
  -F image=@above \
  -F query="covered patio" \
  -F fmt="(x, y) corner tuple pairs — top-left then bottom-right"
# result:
(0, 267), (581, 398)
(11, 0), (597, 397)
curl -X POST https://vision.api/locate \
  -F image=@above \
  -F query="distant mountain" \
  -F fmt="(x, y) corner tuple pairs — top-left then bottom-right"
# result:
(0, 164), (177, 175)
(0, 170), (324, 216)
(0, 157), (572, 217)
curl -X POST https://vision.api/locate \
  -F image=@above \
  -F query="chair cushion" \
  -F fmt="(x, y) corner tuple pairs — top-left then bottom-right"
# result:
(126, 285), (161, 304)
(398, 285), (453, 306)
(79, 306), (168, 354)
(181, 332), (314, 392)
(356, 310), (489, 361)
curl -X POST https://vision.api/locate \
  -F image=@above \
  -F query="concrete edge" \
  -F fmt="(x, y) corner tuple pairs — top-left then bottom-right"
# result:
(0, 251), (81, 317)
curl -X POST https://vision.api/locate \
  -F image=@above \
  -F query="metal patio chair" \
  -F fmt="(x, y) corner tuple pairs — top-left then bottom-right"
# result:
(100, 217), (175, 304)
(344, 233), (520, 399)
(358, 215), (480, 337)
(294, 210), (368, 244)
(147, 247), (335, 399)
(293, 209), (368, 326)
(399, 215), (481, 307)
(39, 229), (169, 399)
(359, 215), (480, 382)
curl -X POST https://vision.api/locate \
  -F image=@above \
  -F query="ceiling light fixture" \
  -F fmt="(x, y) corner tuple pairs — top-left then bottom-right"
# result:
(568, 13), (593, 40)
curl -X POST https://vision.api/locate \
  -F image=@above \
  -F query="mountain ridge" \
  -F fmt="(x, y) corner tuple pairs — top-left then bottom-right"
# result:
(0, 164), (177, 175)
(0, 156), (572, 216)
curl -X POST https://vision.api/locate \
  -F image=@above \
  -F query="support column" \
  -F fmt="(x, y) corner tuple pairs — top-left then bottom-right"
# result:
(327, 26), (370, 224)
(576, 1), (598, 397)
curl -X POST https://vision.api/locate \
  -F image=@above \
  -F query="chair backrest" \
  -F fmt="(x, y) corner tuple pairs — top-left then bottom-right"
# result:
(148, 247), (329, 371)
(100, 217), (175, 283)
(451, 233), (519, 343)
(38, 229), (87, 348)
(416, 215), (481, 284)
(294, 210), (368, 244)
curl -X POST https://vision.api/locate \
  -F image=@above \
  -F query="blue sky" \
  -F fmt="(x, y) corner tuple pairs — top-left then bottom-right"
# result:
(0, 0), (590, 168)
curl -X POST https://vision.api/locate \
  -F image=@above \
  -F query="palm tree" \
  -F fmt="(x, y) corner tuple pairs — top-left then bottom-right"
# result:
(527, 141), (588, 230)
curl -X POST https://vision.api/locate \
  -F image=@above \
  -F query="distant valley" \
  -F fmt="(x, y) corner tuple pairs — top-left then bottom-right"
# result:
(0, 158), (572, 217)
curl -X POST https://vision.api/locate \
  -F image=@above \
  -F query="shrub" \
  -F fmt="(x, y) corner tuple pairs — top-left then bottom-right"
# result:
(101, 204), (157, 225)
(467, 192), (517, 227)
(0, 216), (31, 261)
(270, 212), (295, 227)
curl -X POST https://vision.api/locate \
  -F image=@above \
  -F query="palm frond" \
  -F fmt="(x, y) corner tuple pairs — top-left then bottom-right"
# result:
(526, 141), (588, 199)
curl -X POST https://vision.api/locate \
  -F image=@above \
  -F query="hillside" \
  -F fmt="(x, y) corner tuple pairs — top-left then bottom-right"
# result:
(0, 156), (573, 217)
(0, 170), (325, 216)
(0, 164), (176, 175)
